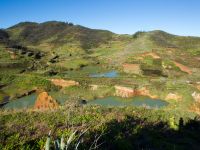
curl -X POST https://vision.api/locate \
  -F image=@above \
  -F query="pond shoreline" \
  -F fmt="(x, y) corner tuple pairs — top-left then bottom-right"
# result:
(0, 96), (10, 108)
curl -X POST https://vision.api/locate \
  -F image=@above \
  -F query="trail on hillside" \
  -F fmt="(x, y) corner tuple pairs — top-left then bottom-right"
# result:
(110, 34), (154, 65)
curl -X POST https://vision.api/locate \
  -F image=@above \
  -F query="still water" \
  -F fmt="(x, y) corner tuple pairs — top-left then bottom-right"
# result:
(3, 92), (68, 109)
(89, 96), (168, 108)
(90, 71), (118, 78)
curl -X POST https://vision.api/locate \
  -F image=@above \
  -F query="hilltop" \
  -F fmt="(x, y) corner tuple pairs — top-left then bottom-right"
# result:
(6, 21), (115, 53)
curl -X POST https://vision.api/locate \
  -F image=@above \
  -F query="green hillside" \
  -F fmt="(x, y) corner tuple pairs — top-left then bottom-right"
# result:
(1, 21), (200, 149)
(6, 21), (114, 53)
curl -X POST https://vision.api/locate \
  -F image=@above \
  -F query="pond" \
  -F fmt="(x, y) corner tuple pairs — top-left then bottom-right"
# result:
(89, 96), (168, 108)
(50, 92), (68, 105)
(90, 71), (118, 78)
(2, 94), (168, 109)
(3, 93), (37, 109)
(2, 92), (68, 109)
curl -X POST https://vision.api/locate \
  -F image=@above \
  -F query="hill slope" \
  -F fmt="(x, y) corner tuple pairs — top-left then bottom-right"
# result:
(6, 21), (115, 53)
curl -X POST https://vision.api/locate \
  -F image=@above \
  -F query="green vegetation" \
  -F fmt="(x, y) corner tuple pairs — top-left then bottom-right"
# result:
(63, 85), (114, 100)
(140, 56), (163, 76)
(0, 21), (200, 149)
(7, 21), (114, 53)
(0, 105), (199, 150)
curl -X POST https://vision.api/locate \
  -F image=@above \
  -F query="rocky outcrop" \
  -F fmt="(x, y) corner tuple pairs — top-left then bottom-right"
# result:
(135, 87), (157, 99)
(115, 86), (134, 98)
(165, 93), (182, 101)
(122, 64), (141, 74)
(192, 92), (200, 103)
(115, 86), (157, 98)
(51, 79), (79, 88)
(34, 92), (59, 109)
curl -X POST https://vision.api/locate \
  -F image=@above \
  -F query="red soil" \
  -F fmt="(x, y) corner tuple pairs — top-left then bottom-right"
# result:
(173, 61), (192, 74)
(51, 79), (79, 88)
(34, 92), (59, 109)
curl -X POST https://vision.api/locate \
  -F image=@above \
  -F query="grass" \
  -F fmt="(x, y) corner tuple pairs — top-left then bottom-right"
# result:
(0, 104), (198, 150)
(63, 84), (115, 101)
(52, 58), (90, 71)
(0, 73), (58, 100)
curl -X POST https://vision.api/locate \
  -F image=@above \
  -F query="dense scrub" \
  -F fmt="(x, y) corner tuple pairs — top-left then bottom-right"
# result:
(7, 21), (114, 51)
(0, 105), (199, 150)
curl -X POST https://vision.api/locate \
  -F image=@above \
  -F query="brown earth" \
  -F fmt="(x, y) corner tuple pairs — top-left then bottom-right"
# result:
(192, 92), (200, 102)
(11, 53), (17, 59)
(135, 56), (144, 61)
(190, 102), (200, 115)
(190, 91), (200, 115)
(7, 50), (17, 59)
(135, 87), (157, 99)
(51, 79), (79, 88)
(166, 48), (177, 52)
(140, 52), (161, 59)
(90, 84), (99, 90)
(195, 57), (200, 61)
(173, 61), (192, 74)
(34, 92), (59, 109)
(115, 86), (134, 98)
(122, 64), (141, 74)
(115, 86), (157, 98)
(165, 93), (182, 101)
(196, 85), (200, 91)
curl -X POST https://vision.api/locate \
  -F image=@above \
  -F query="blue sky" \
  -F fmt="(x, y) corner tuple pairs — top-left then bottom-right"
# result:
(0, 0), (200, 36)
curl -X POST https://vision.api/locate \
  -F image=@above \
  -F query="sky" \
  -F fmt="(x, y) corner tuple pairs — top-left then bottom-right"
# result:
(0, 0), (200, 36)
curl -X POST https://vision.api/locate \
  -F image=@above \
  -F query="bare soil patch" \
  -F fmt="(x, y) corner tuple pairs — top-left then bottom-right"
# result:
(173, 61), (192, 74)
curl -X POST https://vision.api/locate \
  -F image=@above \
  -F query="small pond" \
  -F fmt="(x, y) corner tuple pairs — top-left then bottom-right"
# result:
(2, 93), (168, 109)
(90, 71), (118, 78)
(3, 93), (37, 109)
(2, 92), (68, 109)
(89, 96), (168, 108)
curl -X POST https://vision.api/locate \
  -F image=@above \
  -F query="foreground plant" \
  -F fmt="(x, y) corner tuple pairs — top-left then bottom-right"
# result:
(169, 116), (178, 130)
(45, 129), (104, 150)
